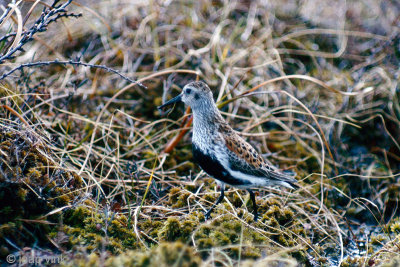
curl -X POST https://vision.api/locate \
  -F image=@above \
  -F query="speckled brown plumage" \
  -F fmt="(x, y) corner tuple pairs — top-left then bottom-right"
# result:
(221, 123), (265, 168)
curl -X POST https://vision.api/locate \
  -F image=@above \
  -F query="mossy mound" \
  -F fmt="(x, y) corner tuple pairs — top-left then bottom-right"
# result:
(0, 127), (84, 254)
(193, 206), (308, 263)
(52, 206), (142, 254)
(158, 216), (199, 243)
(61, 242), (201, 267)
(165, 186), (315, 263)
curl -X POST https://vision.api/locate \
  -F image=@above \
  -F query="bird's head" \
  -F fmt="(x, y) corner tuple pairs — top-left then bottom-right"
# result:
(158, 81), (214, 111)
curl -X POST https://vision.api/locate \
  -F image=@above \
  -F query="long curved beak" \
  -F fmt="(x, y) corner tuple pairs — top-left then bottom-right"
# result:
(157, 93), (182, 110)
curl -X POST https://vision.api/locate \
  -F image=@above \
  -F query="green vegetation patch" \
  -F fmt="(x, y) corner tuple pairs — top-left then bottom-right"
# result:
(0, 128), (84, 256)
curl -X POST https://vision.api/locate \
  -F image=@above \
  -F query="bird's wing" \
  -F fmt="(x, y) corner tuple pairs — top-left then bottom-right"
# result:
(218, 123), (298, 188)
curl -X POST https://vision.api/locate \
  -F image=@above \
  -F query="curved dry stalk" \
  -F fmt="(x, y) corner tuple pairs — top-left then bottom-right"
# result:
(0, 104), (30, 127)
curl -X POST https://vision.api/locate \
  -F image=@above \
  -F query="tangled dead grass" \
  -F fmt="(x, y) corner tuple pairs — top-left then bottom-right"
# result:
(0, 0), (399, 266)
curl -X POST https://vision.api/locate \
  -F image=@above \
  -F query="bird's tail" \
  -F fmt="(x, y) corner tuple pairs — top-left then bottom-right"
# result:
(270, 170), (299, 190)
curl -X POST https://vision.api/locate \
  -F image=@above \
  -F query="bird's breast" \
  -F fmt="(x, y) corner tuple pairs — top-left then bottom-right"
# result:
(192, 125), (218, 148)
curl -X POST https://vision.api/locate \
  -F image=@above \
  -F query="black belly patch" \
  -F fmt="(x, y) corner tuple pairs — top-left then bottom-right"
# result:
(192, 143), (250, 186)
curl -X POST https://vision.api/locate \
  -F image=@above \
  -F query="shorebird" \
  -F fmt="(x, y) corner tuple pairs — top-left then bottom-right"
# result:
(158, 81), (298, 221)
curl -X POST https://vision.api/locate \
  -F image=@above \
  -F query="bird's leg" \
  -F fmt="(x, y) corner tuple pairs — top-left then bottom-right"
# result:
(205, 184), (225, 220)
(248, 189), (258, 221)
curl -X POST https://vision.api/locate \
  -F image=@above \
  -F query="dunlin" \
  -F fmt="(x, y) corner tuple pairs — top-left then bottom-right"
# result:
(158, 81), (298, 221)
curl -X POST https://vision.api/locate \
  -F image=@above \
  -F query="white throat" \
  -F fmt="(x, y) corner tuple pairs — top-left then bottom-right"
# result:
(191, 104), (221, 150)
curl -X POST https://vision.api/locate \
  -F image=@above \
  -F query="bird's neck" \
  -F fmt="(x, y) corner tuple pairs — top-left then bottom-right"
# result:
(191, 103), (223, 145)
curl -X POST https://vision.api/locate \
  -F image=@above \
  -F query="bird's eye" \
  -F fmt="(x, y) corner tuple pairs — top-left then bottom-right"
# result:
(186, 88), (191, 94)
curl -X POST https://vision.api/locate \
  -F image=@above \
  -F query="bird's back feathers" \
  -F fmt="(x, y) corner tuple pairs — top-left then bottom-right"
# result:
(209, 121), (298, 189)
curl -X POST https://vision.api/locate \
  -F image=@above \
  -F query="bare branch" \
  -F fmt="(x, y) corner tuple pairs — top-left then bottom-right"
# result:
(0, 59), (147, 88)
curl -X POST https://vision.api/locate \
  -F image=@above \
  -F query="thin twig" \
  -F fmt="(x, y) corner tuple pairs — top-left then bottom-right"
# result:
(0, 59), (147, 88)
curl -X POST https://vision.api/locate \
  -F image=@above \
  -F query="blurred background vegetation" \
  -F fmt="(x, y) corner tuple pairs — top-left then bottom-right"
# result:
(0, 0), (399, 266)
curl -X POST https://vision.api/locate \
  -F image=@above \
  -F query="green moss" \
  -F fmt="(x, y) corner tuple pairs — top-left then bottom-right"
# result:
(63, 242), (201, 267)
(58, 206), (141, 254)
(158, 216), (199, 243)
(370, 234), (386, 245)
(61, 253), (101, 267)
(390, 221), (400, 234)
(158, 217), (182, 241)
(163, 183), (312, 262)
(0, 128), (88, 253)
(140, 219), (164, 240)
(342, 256), (366, 267)
(168, 188), (193, 208)
(194, 214), (263, 259)
(380, 256), (400, 267)
(168, 187), (182, 204)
